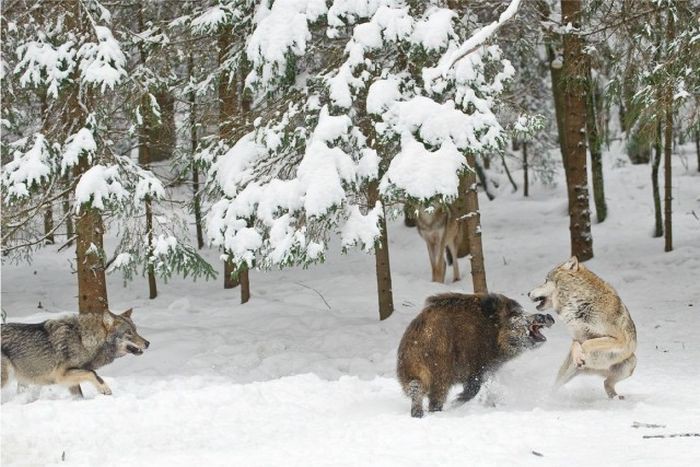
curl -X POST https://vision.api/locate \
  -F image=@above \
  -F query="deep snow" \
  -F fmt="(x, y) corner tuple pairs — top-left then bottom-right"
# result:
(2, 145), (699, 466)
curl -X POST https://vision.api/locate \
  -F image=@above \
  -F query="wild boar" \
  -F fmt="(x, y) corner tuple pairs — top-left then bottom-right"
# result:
(397, 293), (553, 417)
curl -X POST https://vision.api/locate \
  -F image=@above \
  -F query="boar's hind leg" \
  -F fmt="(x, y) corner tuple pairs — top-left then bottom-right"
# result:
(407, 380), (425, 418)
(428, 382), (449, 413)
(456, 375), (481, 404)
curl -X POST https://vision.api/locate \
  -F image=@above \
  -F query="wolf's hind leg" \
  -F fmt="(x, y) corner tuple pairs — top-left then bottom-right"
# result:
(60, 369), (112, 396)
(445, 236), (460, 282)
(604, 353), (636, 400)
(554, 349), (579, 390)
(579, 336), (628, 370)
(69, 385), (84, 398)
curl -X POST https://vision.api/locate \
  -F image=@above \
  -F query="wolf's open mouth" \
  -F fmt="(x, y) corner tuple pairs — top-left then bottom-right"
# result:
(126, 344), (144, 355)
(529, 324), (547, 342)
(533, 296), (547, 311)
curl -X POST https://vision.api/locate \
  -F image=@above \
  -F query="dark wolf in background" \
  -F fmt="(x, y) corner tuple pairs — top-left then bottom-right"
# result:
(397, 293), (553, 417)
(1, 309), (149, 397)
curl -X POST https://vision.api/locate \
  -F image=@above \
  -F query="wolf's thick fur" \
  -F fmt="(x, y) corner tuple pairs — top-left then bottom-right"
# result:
(415, 205), (468, 283)
(528, 257), (638, 399)
(397, 293), (553, 417)
(1, 309), (149, 397)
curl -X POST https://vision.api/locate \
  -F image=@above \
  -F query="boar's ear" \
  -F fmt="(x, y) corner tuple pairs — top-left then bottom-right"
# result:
(121, 308), (133, 318)
(102, 311), (115, 328)
(563, 256), (579, 271)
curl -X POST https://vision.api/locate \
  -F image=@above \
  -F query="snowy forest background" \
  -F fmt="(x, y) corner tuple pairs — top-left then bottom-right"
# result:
(2, 0), (700, 465)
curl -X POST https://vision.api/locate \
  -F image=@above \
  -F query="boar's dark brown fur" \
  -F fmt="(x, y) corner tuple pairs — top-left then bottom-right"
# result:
(397, 293), (552, 417)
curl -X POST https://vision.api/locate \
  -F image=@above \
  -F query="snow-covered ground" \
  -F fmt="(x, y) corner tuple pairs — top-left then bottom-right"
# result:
(2, 147), (699, 466)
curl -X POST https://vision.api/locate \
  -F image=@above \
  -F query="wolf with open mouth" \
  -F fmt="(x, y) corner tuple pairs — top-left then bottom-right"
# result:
(1, 308), (149, 398)
(528, 257), (637, 399)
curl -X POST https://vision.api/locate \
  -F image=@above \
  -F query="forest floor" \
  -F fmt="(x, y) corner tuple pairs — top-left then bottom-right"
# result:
(2, 144), (700, 466)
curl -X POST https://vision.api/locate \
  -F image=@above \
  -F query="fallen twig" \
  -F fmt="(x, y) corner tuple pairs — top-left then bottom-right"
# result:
(643, 433), (700, 439)
(295, 282), (331, 310)
(632, 421), (667, 429)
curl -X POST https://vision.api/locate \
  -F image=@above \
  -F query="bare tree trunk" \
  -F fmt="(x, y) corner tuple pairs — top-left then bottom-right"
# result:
(501, 153), (518, 193)
(522, 143), (529, 197)
(44, 204), (54, 244)
(585, 64), (607, 223)
(465, 154), (487, 294)
(652, 119), (663, 238)
(451, 173), (471, 257)
(695, 124), (700, 172)
(145, 196), (157, 299)
(63, 182), (74, 244)
(40, 92), (54, 244)
(76, 208), (108, 313)
(561, 0), (593, 261)
(238, 58), (252, 304)
(138, 7), (157, 299)
(474, 160), (495, 201)
(188, 54), (204, 250)
(546, 42), (567, 163)
(218, 25), (239, 290)
(663, 8), (674, 253)
(368, 181), (393, 320)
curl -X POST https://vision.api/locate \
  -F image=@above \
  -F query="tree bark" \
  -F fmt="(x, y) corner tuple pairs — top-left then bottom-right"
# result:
(465, 154), (487, 294)
(585, 64), (607, 223)
(138, 7), (157, 299)
(452, 173), (471, 257)
(75, 195), (109, 313)
(368, 181), (393, 320)
(218, 25), (240, 290)
(652, 119), (663, 238)
(546, 42), (567, 164)
(522, 143), (529, 197)
(695, 124), (700, 172)
(188, 54), (204, 250)
(63, 181), (74, 245)
(663, 11), (674, 253)
(561, 0), (593, 261)
(501, 153), (518, 193)
(238, 57), (252, 304)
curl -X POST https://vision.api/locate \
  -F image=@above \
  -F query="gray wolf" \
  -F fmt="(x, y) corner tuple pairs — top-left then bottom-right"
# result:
(415, 205), (468, 283)
(1, 309), (149, 398)
(528, 257), (637, 399)
(397, 293), (553, 417)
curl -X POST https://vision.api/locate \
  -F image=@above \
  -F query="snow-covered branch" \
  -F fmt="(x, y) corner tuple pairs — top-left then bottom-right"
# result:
(423, 0), (522, 84)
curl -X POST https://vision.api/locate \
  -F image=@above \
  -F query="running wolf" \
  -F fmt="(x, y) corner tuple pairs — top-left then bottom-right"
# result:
(397, 293), (554, 417)
(528, 257), (637, 399)
(1, 309), (149, 397)
(415, 205), (468, 283)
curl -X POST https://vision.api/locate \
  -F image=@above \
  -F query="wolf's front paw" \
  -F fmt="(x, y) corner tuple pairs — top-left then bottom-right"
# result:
(100, 385), (113, 396)
(572, 342), (586, 368)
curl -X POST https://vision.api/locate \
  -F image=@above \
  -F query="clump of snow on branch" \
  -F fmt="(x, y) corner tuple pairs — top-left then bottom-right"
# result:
(2, 135), (53, 199)
(74, 164), (127, 212)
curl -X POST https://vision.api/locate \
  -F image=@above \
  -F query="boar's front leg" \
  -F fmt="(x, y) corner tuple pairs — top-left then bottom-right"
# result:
(456, 374), (482, 404)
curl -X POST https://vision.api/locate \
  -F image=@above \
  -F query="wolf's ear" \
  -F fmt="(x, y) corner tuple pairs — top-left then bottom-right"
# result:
(102, 312), (115, 328)
(122, 308), (133, 318)
(564, 256), (579, 271)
